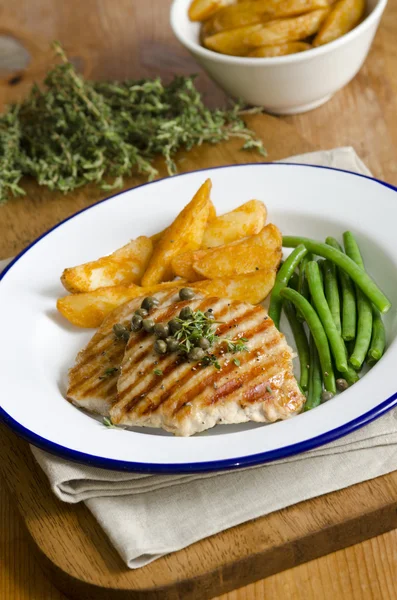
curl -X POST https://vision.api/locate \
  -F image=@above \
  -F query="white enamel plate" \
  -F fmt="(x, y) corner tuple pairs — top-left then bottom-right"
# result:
(1, 164), (397, 473)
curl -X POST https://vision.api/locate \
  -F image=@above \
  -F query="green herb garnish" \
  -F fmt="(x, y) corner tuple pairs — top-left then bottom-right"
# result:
(223, 338), (249, 353)
(0, 43), (266, 204)
(201, 354), (222, 370)
(99, 367), (118, 380)
(266, 385), (273, 394)
(173, 310), (219, 355)
(233, 358), (241, 366)
(153, 368), (163, 376)
(103, 417), (115, 428)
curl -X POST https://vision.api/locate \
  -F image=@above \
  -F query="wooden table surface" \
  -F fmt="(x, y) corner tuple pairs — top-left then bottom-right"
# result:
(1, 0), (397, 598)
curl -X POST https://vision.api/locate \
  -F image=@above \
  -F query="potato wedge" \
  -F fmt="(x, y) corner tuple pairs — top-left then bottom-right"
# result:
(208, 199), (217, 221)
(193, 268), (277, 304)
(313, 0), (365, 46)
(172, 249), (207, 282)
(202, 199), (267, 248)
(61, 236), (153, 293)
(193, 223), (282, 279)
(204, 24), (264, 56)
(202, 2), (271, 36)
(247, 41), (311, 57)
(57, 281), (186, 328)
(203, 0), (329, 36)
(151, 200), (216, 246)
(246, 9), (330, 47)
(188, 0), (228, 21)
(150, 230), (165, 245)
(141, 179), (212, 286)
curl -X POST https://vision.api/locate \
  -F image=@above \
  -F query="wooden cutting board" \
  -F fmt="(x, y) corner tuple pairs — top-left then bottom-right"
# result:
(1, 114), (397, 600)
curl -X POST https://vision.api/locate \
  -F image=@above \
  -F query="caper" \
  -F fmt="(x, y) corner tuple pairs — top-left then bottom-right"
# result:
(141, 296), (159, 311)
(154, 339), (167, 354)
(166, 337), (180, 352)
(135, 308), (148, 318)
(205, 310), (215, 320)
(154, 323), (169, 339)
(142, 318), (155, 333)
(179, 287), (195, 301)
(121, 331), (130, 342)
(321, 390), (335, 402)
(113, 323), (127, 338)
(336, 378), (349, 392)
(131, 315), (143, 331)
(168, 318), (182, 333)
(188, 347), (206, 361)
(189, 332), (200, 344)
(198, 337), (211, 350)
(179, 306), (193, 320)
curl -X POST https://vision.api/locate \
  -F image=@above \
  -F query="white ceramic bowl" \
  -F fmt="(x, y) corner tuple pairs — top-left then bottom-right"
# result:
(170, 0), (387, 115)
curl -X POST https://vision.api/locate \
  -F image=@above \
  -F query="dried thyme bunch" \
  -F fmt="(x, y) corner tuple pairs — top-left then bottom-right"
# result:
(0, 43), (266, 204)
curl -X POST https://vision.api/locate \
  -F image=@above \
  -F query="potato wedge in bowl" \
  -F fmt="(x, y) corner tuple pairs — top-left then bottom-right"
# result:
(192, 0), (365, 57)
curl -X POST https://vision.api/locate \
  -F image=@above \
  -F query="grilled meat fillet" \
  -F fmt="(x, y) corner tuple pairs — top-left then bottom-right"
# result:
(111, 296), (305, 436)
(66, 288), (189, 415)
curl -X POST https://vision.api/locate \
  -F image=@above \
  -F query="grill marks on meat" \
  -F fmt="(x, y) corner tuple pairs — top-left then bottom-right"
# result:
(110, 297), (305, 436)
(66, 288), (185, 415)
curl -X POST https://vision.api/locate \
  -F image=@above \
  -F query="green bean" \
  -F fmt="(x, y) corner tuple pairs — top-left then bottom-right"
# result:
(343, 232), (373, 370)
(367, 307), (386, 363)
(304, 335), (322, 411)
(280, 288), (336, 394)
(325, 237), (342, 252)
(282, 236), (391, 314)
(296, 252), (312, 322)
(337, 364), (359, 386)
(350, 298), (373, 370)
(317, 259), (325, 287)
(268, 244), (308, 329)
(326, 237), (356, 341)
(305, 261), (348, 373)
(283, 300), (310, 391)
(289, 271), (299, 291)
(342, 232), (365, 269)
(323, 259), (341, 334)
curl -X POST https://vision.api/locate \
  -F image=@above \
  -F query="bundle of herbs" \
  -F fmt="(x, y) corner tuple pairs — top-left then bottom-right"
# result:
(0, 43), (266, 205)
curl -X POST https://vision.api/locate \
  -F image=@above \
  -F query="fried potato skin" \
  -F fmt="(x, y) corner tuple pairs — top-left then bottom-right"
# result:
(61, 236), (153, 293)
(193, 223), (282, 279)
(204, 24), (264, 56)
(188, 0), (228, 21)
(313, 0), (365, 46)
(247, 41), (311, 57)
(57, 281), (187, 328)
(141, 179), (212, 286)
(246, 9), (330, 47)
(151, 200), (216, 247)
(203, 0), (329, 36)
(171, 249), (207, 281)
(202, 199), (267, 248)
(193, 268), (277, 304)
(203, 2), (271, 36)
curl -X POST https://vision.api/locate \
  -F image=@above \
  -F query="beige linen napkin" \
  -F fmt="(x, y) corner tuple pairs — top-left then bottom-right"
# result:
(2, 147), (397, 569)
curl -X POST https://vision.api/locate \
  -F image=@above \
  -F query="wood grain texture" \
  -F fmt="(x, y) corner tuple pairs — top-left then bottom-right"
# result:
(0, 0), (396, 598)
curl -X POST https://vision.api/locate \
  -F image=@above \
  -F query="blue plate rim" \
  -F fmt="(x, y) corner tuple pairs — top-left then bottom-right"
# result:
(1, 162), (396, 474)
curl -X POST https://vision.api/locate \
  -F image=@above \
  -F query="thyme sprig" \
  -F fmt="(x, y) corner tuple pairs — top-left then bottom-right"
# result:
(222, 337), (249, 353)
(0, 43), (266, 204)
(173, 310), (219, 355)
